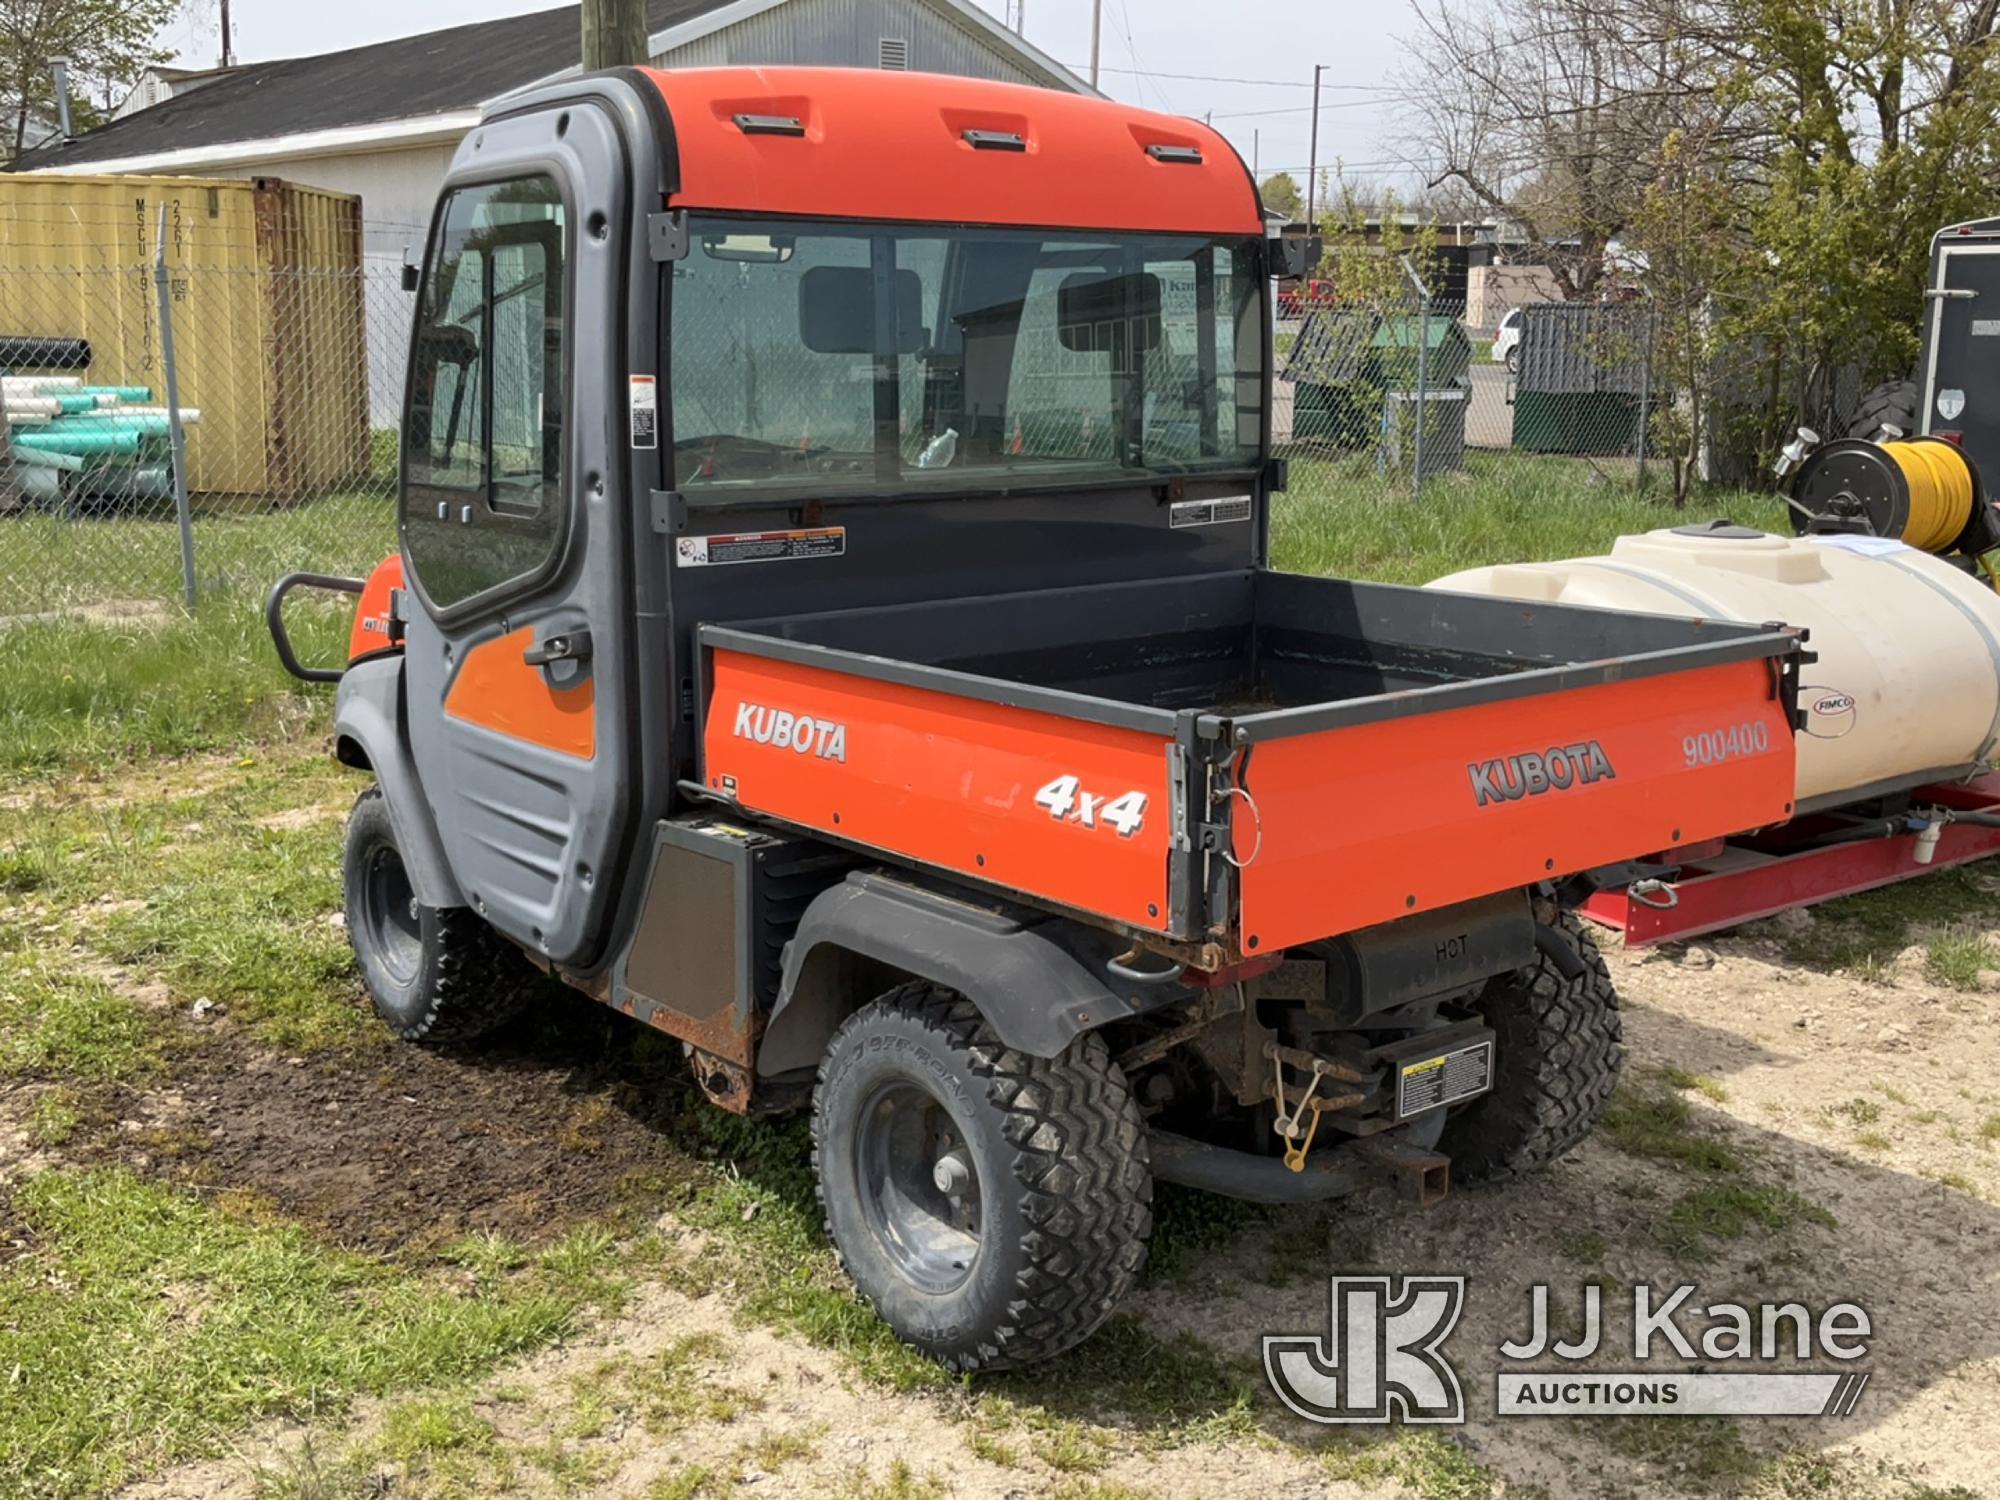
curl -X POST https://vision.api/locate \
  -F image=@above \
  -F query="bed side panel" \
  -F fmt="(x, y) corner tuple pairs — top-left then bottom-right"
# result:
(703, 649), (1175, 933)
(1236, 658), (1797, 952)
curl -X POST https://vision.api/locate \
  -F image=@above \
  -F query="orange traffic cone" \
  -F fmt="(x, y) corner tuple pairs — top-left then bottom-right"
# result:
(1009, 414), (1024, 455)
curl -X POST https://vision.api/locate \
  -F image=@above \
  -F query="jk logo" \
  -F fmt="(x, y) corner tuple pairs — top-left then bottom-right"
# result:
(1264, 1276), (1467, 1424)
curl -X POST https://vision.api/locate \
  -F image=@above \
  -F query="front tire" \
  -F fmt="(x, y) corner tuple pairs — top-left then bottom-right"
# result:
(1438, 912), (1622, 1183)
(342, 787), (540, 1043)
(812, 982), (1152, 1372)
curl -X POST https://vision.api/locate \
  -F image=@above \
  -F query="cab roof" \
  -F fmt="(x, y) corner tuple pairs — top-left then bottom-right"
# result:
(638, 66), (1263, 236)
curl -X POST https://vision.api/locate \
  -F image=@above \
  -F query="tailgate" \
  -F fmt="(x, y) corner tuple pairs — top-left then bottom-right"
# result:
(1228, 651), (1801, 954)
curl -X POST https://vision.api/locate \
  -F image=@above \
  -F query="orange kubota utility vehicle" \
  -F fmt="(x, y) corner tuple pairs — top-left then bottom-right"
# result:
(269, 66), (1808, 1370)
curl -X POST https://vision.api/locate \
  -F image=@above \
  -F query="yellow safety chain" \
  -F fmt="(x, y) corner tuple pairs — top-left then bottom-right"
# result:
(1273, 1051), (1324, 1173)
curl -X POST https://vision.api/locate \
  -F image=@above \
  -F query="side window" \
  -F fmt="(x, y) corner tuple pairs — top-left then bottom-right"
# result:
(403, 175), (567, 614)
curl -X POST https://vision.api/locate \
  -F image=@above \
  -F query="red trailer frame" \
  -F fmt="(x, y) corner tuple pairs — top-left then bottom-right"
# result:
(1582, 772), (2000, 946)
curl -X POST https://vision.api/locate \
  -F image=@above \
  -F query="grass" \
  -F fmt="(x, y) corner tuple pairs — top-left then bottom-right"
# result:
(1602, 1071), (1835, 1257)
(0, 748), (367, 1053)
(1270, 449), (1785, 583)
(0, 490), (393, 620)
(1772, 865), (2000, 979)
(0, 1168), (622, 1500)
(0, 600), (349, 777)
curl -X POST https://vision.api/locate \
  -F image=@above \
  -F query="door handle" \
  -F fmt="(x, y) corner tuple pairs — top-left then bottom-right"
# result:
(523, 630), (593, 668)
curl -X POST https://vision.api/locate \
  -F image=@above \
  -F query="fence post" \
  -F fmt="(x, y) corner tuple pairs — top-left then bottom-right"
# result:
(153, 205), (197, 610)
(1636, 303), (1653, 489)
(1401, 255), (1431, 501)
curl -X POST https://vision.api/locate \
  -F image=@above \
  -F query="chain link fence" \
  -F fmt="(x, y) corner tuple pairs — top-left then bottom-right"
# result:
(0, 184), (1884, 624)
(1274, 274), (1670, 512)
(0, 188), (409, 620)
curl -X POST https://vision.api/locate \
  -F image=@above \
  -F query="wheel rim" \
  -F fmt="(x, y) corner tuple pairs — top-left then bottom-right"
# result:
(854, 1081), (983, 1295)
(360, 841), (423, 986)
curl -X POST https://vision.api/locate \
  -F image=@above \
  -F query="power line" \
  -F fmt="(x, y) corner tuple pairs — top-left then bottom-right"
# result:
(1062, 62), (1395, 92)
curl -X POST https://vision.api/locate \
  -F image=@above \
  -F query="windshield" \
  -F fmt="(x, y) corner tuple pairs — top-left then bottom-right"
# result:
(669, 216), (1263, 498)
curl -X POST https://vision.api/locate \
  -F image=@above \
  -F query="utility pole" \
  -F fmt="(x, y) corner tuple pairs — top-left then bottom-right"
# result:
(1304, 63), (1324, 230)
(1089, 0), (1102, 88)
(219, 0), (234, 67)
(582, 0), (649, 70)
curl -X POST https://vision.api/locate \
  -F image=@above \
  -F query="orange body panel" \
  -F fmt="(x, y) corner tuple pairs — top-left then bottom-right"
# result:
(347, 555), (403, 663)
(1234, 660), (1798, 953)
(642, 67), (1263, 235)
(444, 627), (596, 760)
(703, 650), (1173, 932)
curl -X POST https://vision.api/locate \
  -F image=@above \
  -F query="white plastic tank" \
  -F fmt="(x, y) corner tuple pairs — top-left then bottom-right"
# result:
(1429, 523), (2000, 808)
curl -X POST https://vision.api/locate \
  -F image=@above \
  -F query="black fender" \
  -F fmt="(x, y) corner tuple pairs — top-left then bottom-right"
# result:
(332, 655), (464, 910)
(756, 872), (1170, 1075)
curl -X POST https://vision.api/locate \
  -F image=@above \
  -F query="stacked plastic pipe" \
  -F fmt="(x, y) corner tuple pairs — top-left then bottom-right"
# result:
(2, 374), (201, 501)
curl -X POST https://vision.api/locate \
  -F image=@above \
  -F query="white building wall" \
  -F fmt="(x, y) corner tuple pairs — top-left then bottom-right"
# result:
(214, 143), (455, 423)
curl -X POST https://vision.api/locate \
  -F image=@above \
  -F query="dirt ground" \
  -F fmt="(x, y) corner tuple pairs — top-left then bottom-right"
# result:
(5, 768), (1997, 1499)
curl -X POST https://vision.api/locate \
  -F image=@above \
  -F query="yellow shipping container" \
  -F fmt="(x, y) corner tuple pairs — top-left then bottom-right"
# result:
(0, 173), (368, 501)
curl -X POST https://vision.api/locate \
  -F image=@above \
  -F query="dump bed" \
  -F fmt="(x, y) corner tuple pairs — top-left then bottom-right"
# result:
(697, 569), (1804, 955)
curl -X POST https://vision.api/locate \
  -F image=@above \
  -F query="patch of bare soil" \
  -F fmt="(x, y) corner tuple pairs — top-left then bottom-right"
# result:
(78, 997), (703, 1253)
(123, 1253), (1390, 1500)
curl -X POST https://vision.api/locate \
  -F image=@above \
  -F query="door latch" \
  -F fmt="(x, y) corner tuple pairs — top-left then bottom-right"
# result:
(523, 630), (593, 667)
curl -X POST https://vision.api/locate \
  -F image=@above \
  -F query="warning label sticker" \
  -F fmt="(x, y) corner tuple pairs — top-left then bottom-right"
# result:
(1397, 1039), (1494, 1118)
(629, 374), (658, 449)
(675, 527), (846, 567)
(1169, 495), (1254, 528)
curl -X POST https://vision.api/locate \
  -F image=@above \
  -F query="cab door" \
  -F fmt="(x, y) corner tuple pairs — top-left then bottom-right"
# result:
(397, 103), (635, 967)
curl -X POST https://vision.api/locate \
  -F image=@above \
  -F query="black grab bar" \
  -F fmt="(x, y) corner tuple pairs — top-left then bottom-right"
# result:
(266, 572), (365, 684)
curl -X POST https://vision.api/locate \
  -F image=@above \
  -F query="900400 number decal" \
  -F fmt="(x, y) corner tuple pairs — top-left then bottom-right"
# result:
(1684, 720), (1771, 768)
(1034, 775), (1148, 838)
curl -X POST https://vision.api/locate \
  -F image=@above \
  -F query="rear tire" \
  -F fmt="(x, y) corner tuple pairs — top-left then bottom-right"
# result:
(1438, 912), (1622, 1183)
(811, 981), (1152, 1371)
(342, 786), (540, 1043)
(1847, 376), (1919, 441)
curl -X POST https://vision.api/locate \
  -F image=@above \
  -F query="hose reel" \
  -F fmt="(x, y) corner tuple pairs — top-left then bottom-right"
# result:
(1789, 434), (2000, 558)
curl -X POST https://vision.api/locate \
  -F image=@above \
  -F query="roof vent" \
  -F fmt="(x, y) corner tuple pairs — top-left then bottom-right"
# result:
(879, 37), (909, 70)
(1146, 143), (1204, 165)
(733, 113), (806, 137)
(963, 129), (1027, 152)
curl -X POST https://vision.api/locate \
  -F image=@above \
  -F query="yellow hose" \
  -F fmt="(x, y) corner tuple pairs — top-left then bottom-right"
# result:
(1881, 439), (1976, 551)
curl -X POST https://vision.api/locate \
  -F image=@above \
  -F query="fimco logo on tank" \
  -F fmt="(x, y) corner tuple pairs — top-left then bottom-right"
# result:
(1468, 741), (1617, 808)
(733, 702), (848, 762)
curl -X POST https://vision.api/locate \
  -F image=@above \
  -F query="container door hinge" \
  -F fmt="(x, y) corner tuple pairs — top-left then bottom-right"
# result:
(647, 210), (689, 262)
(649, 489), (687, 535)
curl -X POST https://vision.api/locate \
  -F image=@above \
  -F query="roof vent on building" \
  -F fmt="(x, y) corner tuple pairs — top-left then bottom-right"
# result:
(879, 37), (909, 70)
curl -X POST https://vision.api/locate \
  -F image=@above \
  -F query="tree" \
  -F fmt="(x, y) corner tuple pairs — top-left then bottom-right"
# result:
(1403, 0), (2000, 489)
(0, 0), (181, 159)
(1259, 171), (1303, 221)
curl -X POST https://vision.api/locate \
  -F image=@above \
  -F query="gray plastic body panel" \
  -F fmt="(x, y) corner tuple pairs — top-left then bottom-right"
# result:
(333, 655), (463, 909)
(757, 871), (1165, 1073)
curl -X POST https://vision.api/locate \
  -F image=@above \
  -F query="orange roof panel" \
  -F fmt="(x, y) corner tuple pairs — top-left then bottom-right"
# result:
(639, 66), (1264, 236)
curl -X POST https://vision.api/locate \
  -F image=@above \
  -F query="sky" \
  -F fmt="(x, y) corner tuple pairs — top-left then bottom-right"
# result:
(159, 0), (1419, 190)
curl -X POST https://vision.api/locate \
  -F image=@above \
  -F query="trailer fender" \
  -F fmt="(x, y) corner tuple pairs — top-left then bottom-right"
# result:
(757, 873), (1147, 1075)
(333, 656), (463, 910)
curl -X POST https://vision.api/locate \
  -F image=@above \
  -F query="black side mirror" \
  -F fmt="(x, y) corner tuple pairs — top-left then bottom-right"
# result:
(401, 261), (421, 293)
(1272, 236), (1317, 279)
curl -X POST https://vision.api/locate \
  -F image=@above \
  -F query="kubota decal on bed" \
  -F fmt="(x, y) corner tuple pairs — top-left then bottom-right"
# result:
(1468, 741), (1618, 807)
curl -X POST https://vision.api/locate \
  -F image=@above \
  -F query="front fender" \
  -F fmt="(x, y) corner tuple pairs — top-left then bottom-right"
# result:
(333, 655), (463, 910)
(756, 872), (1173, 1075)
